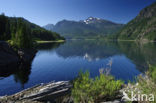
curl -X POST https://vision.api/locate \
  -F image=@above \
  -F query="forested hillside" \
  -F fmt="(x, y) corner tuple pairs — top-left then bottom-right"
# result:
(0, 14), (64, 48)
(118, 2), (156, 41)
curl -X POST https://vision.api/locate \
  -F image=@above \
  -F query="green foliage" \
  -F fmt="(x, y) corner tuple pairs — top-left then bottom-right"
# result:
(120, 65), (156, 103)
(136, 75), (156, 103)
(13, 18), (33, 48)
(0, 13), (11, 40)
(118, 2), (156, 41)
(72, 71), (123, 103)
(32, 29), (64, 41)
(148, 65), (156, 82)
(0, 13), (64, 48)
(126, 66), (156, 103)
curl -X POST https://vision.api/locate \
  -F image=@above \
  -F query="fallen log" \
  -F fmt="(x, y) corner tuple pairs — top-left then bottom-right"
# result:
(0, 81), (72, 103)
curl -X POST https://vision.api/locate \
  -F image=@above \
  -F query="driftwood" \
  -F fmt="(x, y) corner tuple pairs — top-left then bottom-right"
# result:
(0, 81), (72, 103)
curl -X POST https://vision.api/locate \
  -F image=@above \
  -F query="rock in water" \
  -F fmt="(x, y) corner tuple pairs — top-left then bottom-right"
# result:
(0, 41), (19, 66)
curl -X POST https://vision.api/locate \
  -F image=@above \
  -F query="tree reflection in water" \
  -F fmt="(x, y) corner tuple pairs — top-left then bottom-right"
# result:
(0, 60), (32, 88)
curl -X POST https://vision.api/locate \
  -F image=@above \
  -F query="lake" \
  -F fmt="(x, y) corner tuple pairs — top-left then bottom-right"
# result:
(0, 40), (156, 96)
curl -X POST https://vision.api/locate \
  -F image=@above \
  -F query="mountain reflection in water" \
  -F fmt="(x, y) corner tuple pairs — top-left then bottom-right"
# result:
(1, 40), (156, 96)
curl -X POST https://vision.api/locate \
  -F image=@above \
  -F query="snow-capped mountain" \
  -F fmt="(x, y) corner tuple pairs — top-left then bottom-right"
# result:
(83, 17), (102, 24)
(43, 17), (124, 39)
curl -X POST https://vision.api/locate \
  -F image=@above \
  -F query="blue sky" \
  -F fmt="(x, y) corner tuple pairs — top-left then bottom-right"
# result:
(0, 0), (156, 26)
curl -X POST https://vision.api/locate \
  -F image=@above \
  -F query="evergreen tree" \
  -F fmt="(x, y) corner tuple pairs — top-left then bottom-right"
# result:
(15, 19), (33, 48)
(0, 13), (10, 40)
(0, 14), (64, 48)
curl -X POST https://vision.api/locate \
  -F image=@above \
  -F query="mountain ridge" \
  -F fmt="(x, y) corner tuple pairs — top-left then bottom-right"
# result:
(43, 17), (124, 39)
(118, 2), (156, 41)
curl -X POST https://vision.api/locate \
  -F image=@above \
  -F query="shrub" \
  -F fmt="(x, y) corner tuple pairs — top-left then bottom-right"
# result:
(71, 71), (123, 103)
(124, 65), (156, 103)
(137, 66), (156, 103)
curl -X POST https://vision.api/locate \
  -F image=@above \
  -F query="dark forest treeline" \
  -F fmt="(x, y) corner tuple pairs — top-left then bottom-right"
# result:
(0, 13), (64, 48)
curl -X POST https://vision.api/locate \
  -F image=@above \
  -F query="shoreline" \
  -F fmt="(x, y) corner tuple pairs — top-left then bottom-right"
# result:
(66, 38), (156, 43)
(0, 41), (36, 66)
(36, 40), (65, 44)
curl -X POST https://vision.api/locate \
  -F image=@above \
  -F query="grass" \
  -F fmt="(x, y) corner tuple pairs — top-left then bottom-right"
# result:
(123, 65), (156, 103)
(136, 66), (156, 103)
(71, 70), (123, 103)
(36, 40), (65, 44)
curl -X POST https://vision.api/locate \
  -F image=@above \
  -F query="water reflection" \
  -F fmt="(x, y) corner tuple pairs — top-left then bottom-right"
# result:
(1, 40), (156, 96)
(36, 42), (64, 51)
(118, 41), (156, 72)
(0, 63), (32, 88)
(0, 42), (64, 89)
(56, 40), (121, 61)
(13, 64), (32, 88)
(1, 40), (155, 86)
(55, 40), (156, 72)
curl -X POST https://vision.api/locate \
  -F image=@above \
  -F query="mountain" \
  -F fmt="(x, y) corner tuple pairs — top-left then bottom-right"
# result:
(0, 14), (64, 43)
(43, 24), (54, 31)
(118, 2), (156, 41)
(43, 17), (124, 39)
(10, 18), (64, 41)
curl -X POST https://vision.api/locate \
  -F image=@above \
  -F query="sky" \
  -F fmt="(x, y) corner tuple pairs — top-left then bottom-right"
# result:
(0, 0), (156, 26)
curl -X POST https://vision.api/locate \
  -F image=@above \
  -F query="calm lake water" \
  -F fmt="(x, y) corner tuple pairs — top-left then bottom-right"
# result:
(0, 40), (156, 96)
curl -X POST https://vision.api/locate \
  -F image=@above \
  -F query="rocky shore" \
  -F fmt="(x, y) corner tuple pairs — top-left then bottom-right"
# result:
(0, 41), (36, 69)
(0, 41), (19, 66)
